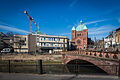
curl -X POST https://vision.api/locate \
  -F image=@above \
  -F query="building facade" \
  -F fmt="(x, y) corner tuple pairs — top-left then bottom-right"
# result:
(115, 28), (120, 44)
(71, 20), (88, 50)
(0, 32), (14, 52)
(104, 37), (115, 49)
(115, 28), (120, 50)
(14, 35), (29, 52)
(14, 34), (69, 53)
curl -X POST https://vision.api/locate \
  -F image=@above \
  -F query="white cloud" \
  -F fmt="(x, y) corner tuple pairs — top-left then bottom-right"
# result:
(60, 33), (71, 36)
(88, 25), (112, 34)
(88, 25), (118, 39)
(67, 19), (107, 29)
(69, 0), (78, 7)
(84, 20), (106, 25)
(0, 25), (30, 34)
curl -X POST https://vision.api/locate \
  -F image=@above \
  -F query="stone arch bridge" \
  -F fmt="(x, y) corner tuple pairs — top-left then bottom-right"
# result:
(60, 50), (120, 75)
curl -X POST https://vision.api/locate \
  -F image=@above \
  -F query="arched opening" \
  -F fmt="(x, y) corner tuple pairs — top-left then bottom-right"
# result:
(66, 59), (108, 75)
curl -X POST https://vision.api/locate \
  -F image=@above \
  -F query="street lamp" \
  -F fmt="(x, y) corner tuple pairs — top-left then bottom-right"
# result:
(35, 30), (37, 54)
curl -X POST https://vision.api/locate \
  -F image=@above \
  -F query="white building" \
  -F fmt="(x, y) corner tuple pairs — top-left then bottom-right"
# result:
(34, 34), (69, 53)
(14, 34), (69, 53)
(104, 37), (115, 48)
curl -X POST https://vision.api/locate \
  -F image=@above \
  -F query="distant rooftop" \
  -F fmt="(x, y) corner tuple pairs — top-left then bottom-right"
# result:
(116, 27), (120, 31)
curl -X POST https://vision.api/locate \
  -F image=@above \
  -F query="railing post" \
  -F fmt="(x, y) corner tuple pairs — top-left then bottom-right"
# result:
(8, 60), (11, 73)
(38, 60), (43, 74)
(118, 59), (120, 78)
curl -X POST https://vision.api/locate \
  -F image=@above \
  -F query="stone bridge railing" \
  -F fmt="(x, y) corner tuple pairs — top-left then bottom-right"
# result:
(60, 50), (120, 61)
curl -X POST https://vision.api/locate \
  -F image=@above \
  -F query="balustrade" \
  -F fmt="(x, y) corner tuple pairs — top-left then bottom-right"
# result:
(61, 50), (120, 60)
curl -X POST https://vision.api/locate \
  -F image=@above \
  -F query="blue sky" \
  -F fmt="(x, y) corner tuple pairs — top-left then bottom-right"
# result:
(0, 0), (120, 40)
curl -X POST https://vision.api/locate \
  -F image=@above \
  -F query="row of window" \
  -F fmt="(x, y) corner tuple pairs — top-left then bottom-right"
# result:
(37, 43), (64, 47)
(37, 37), (61, 41)
(72, 34), (86, 38)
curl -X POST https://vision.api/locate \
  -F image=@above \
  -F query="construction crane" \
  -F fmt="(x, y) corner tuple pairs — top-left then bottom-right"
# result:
(24, 11), (41, 34)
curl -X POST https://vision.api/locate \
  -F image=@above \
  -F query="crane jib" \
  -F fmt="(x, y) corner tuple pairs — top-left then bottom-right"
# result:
(24, 11), (40, 32)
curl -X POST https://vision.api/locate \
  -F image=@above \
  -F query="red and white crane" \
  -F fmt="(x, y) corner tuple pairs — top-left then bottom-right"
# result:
(24, 11), (40, 33)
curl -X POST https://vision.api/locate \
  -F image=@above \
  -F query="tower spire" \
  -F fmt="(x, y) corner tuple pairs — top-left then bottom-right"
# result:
(80, 20), (82, 24)
(72, 26), (76, 30)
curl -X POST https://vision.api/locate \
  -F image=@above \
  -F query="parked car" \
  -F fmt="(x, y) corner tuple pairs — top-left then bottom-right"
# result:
(1, 48), (11, 53)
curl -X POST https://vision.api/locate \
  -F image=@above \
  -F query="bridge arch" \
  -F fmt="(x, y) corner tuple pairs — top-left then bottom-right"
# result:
(63, 54), (118, 75)
(66, 59), (108, 74)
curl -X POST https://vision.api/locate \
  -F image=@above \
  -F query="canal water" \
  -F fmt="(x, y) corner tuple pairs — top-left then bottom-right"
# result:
(0, 60), (109, 75)
(43, 59), (108, 75)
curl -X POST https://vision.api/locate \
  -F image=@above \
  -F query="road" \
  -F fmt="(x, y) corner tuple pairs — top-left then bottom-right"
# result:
(0, 73), (119, 80)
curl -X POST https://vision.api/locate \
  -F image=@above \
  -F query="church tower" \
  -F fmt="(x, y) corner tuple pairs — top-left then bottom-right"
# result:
(71, 20), (88, 50)
(71, 26), (76, 42)
(83, 24), (88, 49)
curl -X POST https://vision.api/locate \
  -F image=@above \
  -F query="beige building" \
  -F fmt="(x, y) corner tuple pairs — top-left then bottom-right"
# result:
(14, 34), (69, 53)
(115, 28), (120, 50)
(14, 35), (29, 52)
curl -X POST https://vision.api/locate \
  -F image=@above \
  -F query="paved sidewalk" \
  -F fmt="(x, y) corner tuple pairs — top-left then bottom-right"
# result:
(0, 73), (119, 80)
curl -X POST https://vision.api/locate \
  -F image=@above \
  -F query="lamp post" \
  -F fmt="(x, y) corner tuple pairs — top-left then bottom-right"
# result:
(35, 30), (37, 54)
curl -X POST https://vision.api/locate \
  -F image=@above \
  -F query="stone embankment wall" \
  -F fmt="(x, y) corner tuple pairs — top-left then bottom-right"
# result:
(0, 54), (62, 61)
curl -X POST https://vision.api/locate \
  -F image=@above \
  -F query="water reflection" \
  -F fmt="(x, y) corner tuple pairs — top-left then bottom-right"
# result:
(66, 59), (108, 75)
(43, 59), (108, 75)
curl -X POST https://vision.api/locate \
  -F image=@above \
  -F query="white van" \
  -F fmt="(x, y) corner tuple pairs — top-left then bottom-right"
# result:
(1, 48), (11, 53)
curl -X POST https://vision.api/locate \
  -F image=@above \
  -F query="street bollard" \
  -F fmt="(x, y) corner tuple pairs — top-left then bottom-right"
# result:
(8, 60), (11, 73)
(38, 60), (43, 74)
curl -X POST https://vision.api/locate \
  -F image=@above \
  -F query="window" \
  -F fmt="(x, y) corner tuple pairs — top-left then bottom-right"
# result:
(44, 43), (46, 46)
(77, 34), (81, 36)
(40, 37), (42, 41)
(55, 44), (57, 47)
(51, 38), (53, 41)
(24, 37), (26, 41)
(61, 44), (62, 47)
(47, 43), (49, 46)
(77, 40), (80, 44)
(48, 38), (49, 41)
(41, 43), (42, 46)
(37, 37), (39, 41)
(48, 37), (51, 41)
(51, 43), (53, 46)
(44, 37), (46, 41)
(53, 38), (55, 41)
(24, 43), (26, 46)
(58, 38), (60, 41)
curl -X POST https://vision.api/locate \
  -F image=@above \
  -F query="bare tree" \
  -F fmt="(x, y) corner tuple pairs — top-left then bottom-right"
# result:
(6, 32), (14, 45)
